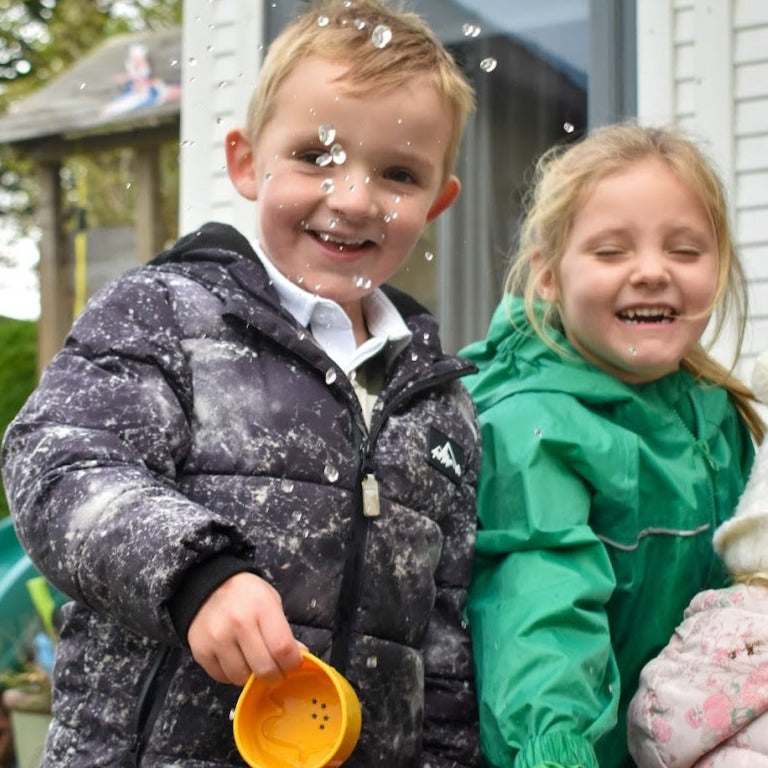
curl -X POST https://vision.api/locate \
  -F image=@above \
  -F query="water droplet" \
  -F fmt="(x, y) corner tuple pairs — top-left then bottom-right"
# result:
(480, 57), (497, 73)
(411, 352), (418, 361)
(79, 82), (87, 91)
(424, 251), (434, 262)
(327, 216), (339, 229)
(353, 18), (366, 30)
(629, 347), (637, 356)
(392, 195), (401, 204)
(229, 709), (236, 721)
(281, 479), (295, 493)
(383, 214), (392, 223)
(330, 143), (347, 164)
(354, 275), (372, 289)
(188, 56), (198, 67)
(324, 462), (339, 483)
(316, 153), (333, 167)
(372, 24), (392, 48)
(321, 179), (335, 194)
(534, 428), (543, 438)
(366, 655), (378, 668)
(310, 597), (318, 608)
(265, 172), (273, 181)
(325, 368), (337, 385)
(317, 14), (330, 26)
(318, 124), (336, 145)
(462, 23), (482, 37)
(296, 275), (305, 285)
(563, 122), (575, 134)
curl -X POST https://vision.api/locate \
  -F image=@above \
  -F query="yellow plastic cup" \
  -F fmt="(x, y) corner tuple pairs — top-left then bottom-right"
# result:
(233, 651), (362, 768)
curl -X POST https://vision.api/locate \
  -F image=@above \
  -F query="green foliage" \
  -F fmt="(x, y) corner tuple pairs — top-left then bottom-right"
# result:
(0, 316), (37, 519)
(0, 0), (183, 236)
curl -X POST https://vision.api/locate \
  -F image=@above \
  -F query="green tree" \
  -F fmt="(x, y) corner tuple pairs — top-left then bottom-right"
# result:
(0, 0), (182, 234)
(0, 317), (37, 519)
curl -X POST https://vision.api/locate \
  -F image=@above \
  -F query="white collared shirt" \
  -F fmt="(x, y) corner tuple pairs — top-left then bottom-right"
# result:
(252, 241), (412, 375)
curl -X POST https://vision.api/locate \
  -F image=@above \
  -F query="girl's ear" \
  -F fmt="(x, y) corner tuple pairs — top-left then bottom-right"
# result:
(533, 251), (558, 302)
(225, 128), (259, 200)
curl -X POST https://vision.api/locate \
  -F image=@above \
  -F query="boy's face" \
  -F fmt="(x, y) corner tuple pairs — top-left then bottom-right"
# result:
(226, 55), (459, 325)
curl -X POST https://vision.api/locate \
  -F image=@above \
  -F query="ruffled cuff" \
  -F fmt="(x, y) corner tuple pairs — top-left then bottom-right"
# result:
(517, 731), (599, 768)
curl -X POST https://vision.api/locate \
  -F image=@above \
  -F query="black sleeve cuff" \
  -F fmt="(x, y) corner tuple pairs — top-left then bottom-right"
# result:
(167, 556), (259, 643)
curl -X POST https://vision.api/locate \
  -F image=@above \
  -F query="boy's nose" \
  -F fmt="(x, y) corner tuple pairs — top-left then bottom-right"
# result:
(325, 173), (379, 220)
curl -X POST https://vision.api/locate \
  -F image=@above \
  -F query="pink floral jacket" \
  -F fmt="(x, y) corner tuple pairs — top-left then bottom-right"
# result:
(627, 583), (768, 767)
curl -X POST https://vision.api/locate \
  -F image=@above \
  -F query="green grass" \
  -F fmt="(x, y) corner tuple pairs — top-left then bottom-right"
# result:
(0, 317), (38, 519)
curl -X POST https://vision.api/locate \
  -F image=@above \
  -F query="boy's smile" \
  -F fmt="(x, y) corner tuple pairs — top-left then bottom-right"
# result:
(226, 55), (459, 338)
(537, 157), (719, 384)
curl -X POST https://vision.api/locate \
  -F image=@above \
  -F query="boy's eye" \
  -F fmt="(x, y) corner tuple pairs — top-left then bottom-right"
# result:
(297, 149), (326, 165)
(384, 167), (416, 184)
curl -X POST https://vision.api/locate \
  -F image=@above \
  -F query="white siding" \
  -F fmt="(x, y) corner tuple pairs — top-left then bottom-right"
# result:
(734, 0), (768, 374)
(639, 0), (768, 385)
(179, 2), (263, 237)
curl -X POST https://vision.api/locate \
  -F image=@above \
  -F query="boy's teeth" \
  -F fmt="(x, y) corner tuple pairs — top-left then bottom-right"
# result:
(317, 231), (365, 246)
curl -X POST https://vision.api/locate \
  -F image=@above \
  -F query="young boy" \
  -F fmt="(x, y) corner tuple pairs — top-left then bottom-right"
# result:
(0, 1), (480, 766)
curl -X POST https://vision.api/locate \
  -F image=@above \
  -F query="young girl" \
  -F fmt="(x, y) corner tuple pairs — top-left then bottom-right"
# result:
(460, 123), (765, 768)
(628, 350), (768, 767)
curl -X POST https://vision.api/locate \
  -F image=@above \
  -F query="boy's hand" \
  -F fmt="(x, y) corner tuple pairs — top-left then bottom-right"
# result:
(187, 571), (303, 686)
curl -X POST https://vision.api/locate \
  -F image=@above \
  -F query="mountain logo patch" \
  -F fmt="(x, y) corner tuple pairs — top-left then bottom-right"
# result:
(427, 426), (465, 484)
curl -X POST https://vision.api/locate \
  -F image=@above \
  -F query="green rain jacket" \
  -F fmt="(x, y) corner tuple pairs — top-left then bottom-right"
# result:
(461, 297), (755, 768)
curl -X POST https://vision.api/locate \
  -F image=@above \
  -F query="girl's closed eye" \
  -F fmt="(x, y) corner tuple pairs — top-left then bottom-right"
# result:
(593, 245), (626, 258)
(668, 244), (703, 258)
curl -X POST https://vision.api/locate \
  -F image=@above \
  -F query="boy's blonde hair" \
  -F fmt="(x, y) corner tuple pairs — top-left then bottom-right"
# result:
(245, 0), (475, 181)
(506, 122), (764, 441)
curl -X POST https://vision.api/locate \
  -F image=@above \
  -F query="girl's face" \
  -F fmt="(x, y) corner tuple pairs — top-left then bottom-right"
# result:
(537, 157), (719, 384)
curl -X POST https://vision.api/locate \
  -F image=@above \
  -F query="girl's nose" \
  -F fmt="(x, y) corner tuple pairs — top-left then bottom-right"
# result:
(630, 250), (671, 287)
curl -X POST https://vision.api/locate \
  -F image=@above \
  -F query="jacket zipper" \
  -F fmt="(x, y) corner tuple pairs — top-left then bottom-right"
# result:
(329, 364), (474, 672)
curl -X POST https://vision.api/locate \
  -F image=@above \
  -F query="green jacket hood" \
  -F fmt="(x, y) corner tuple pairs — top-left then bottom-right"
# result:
(461, 296), (638, 411)
(461, 295), (705, 419)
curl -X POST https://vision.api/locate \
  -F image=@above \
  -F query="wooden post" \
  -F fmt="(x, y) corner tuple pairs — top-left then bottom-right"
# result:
(36, 160), (72, 374)
(134, 144), (161, 263)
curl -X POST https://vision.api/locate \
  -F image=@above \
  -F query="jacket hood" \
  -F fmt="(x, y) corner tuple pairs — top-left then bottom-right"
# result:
(461, 295), (640, 414)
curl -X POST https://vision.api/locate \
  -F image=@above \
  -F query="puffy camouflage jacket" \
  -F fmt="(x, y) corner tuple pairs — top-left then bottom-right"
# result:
(1, 222), (481, 768)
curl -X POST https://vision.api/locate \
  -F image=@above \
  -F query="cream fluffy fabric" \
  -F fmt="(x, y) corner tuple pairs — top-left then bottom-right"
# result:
(713, 351), (768, 576)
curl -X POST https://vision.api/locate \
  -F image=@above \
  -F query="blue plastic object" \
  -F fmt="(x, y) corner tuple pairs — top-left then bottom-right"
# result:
(0, 517), (63, 674)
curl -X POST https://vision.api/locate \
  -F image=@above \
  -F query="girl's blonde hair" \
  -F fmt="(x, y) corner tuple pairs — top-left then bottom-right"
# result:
(246, 0), (475, 183)
(505, 122), (764, 442)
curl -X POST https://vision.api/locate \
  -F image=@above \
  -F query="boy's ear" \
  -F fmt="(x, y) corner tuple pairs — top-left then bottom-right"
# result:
(225, 128), (259, 200)
(426, 175), (461, 222)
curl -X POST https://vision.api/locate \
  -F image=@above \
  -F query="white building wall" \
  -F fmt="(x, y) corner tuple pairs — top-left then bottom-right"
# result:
(638, 0), (768, 385)
(179, 2), (263, 238)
